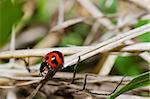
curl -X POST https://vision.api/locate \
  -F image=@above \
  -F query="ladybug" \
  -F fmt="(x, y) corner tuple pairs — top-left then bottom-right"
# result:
(40, 51), (64, 76)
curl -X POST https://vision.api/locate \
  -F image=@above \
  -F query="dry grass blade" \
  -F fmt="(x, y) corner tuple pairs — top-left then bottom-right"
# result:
(129, 0), (150, 10)
(0, 43), (149, 59)
(0, 75), (41, 81)
(121, 43), (150, 51)
(64, 23), (150, 68)
(50, 17), (84, 32)
(0, 80), (39, 89)
(0, 46), (89, 58)
(57, 0), (64, 25)
(98, 55), (118, 75)
(77, 0), (115, 30)
(139, 52), (150, 63)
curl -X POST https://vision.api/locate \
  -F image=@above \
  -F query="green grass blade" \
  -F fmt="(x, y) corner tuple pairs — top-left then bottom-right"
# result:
(108, 71), (150, 99)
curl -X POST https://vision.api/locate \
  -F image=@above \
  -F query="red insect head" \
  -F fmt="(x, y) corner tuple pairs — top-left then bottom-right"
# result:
(40, 51), (64, 75)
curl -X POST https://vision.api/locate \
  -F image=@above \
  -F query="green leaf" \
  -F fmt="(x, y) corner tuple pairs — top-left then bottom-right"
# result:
(36, 0), (49, 22)
(99, 0), (118, 14)
(115, 56), (143, 76)
(134, 19), (150, 28)
(0, 0), (23, 48)
(36, 0), (59, 22)
(60, 33), (83, 46)
(138, 32), (150, 42)
(134, 19), (150, 42)
(59, 24), (89, 46)
(108, 71), (150, 99)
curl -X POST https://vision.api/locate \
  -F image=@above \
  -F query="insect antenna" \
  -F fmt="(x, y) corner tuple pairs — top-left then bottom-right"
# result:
(71, 56), (81, 84)
(81, 75), (125, 96)
(20, 57), (31, 72)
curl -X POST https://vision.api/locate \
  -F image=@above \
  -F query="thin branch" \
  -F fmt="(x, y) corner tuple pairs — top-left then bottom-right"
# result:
(83, 21), (101, 45)
(0, 75), (41, 81)
(9, 25), (16, 67)
(0, 43), (149, 59)
(26, 69), (58, 99)
(0, 80), (39, 89)
(64, 23), (150, 68)
(57, 0), (64, 25)
(128, 0), (150, 10)
(98, 55), (118, 75)
(50, 17), (84, 32)
(139, 52), (150, 63)
(0, 46), (89, 58)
